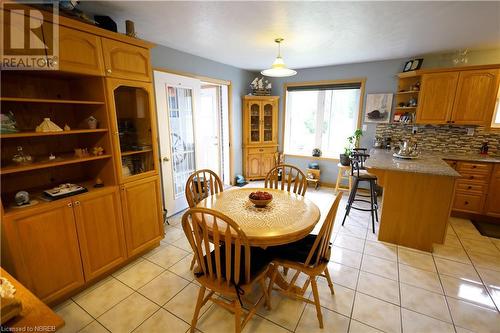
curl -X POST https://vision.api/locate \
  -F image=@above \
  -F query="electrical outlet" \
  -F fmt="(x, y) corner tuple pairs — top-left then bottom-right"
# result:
(412, 126), (418, 134)
(467, 128), (475, 136)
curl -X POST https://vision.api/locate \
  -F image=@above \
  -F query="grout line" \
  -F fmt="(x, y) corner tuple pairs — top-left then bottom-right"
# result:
(346, 226), (367, 333)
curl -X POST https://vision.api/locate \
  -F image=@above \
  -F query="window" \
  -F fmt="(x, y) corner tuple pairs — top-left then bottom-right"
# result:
(284, 81), (363, 158)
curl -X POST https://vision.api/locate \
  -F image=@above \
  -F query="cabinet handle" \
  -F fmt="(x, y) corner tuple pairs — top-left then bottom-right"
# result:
(74, 201), (80, 206)
(259, 149), (263, 152)
(468, 186), (472, 190)
(469, 176), (474, 180)
(106, 69), (112, 74)
(472, 165), (477, 168)
(67, 202), (73, 208)
(464, 201), (469, 205)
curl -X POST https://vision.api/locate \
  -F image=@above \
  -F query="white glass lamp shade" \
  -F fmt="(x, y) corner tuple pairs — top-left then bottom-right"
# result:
(261, 56), (297, 77)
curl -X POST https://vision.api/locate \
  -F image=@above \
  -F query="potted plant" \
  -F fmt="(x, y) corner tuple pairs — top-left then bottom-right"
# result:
(340, 129), (363, 166)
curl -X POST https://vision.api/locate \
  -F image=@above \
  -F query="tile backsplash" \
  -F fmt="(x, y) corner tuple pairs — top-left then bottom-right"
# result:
(375, 124), (500, 156)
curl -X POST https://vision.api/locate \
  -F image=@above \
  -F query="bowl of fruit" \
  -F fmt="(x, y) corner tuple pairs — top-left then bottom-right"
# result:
(249, 191), (273, 208)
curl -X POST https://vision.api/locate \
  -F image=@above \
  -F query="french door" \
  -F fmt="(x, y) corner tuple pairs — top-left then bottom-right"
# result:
(154, 71), (200, 215)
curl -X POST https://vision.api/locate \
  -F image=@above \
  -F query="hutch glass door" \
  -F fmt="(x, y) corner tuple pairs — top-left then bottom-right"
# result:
(114, 86), (155, 179)
(263, 102), (274, 142)
(249, 101), (261, 143)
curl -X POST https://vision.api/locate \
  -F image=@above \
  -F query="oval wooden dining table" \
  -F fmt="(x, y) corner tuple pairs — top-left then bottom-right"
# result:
(195, 187), (321, 247)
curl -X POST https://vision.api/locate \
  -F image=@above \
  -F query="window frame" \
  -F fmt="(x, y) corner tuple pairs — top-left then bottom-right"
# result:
(281, 78), (366, 160)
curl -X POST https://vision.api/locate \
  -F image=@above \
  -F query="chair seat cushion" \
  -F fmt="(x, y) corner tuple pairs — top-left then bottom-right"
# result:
(201, 245), (273, 284)
(268, 234), (322, 264)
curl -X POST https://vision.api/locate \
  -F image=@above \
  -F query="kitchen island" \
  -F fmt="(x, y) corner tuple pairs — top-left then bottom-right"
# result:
(365, 149), (460, 251)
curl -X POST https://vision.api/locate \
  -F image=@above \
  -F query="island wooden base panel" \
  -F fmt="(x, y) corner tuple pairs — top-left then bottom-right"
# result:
(372, 169), (455, 252)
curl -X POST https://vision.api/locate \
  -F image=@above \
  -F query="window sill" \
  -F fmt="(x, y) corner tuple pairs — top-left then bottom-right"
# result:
(284, 153), (340, 162)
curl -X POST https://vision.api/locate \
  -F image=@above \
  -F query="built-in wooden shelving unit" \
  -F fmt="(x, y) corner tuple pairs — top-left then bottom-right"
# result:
(1, 97), (105, 105)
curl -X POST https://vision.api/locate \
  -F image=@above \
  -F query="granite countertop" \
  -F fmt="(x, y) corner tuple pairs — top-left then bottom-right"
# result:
(365, 149), (461, 177)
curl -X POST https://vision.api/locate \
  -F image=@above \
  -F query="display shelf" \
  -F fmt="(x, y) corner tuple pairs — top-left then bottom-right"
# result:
(1, 129), (108, 138)
(1, 154), (112, 175)
(395, 107), (417, 110)
(3, 181), (115, 216)
(121, 149), (153, 156)
(396, 91), (420, 95)
(0, 97), (105, 105)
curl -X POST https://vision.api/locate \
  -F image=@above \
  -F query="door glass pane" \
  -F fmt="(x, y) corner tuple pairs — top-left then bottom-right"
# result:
(263, 103), (273, 142)
(114, 86), (154, 178)
(167, 86), (196, 198)
(250, 103), (260, 142)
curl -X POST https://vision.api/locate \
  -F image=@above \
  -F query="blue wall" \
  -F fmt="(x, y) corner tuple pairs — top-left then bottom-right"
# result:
(267, 59), (405, 184)
(150, 45), (255, 179)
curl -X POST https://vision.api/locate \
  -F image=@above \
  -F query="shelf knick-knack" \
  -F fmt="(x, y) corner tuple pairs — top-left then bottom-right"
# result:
(87, 116), (98, 129)
(63, 124), (71, 131)
(12, 146), (33, 165)
(36, 118), (63, 132)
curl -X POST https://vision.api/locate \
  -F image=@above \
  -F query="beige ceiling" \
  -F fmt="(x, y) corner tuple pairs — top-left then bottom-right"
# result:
(79, 1), (500, 70)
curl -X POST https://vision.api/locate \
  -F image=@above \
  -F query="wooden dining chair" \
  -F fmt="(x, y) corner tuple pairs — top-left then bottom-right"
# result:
(267, 192), (343, 328)
(185, 169), (224, 208)
(185, 169), (224, 270)
(265, 164), (308, 196)
(182, 208), (272, 333)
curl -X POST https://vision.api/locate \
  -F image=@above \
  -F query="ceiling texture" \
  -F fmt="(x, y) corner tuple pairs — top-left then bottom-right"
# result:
(79, 1), (500, 70)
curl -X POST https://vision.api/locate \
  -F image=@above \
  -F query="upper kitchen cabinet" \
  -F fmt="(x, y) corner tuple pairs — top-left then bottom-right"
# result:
(451, 69), (500, 125)
(102, 39), (152, 82)
(57, 26), (105, 76)
(411, 66), (500, 126)
(416, 72), (459, 124)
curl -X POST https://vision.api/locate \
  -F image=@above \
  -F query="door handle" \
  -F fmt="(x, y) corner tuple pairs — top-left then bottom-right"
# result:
(163, 157), (170, 162)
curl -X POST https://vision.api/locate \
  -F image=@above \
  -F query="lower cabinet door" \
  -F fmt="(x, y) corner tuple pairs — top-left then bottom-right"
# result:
(73, 187), (127, 280)
(120, 176), (163, 256)
(5, 200), (84, 303)
(247, 154), (261, 178)
(485, 165), (500, 217)
(261, 153), (275, 177)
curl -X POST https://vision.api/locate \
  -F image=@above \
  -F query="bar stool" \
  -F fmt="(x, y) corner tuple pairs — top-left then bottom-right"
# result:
(335, 163), (352, 194)
(342, 152), (379, 233)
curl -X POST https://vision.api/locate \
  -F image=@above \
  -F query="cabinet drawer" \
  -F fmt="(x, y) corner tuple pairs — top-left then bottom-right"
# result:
(453, 193), (484, 213)
(456, 162), (492, 174)
(458, 172), (490, 183)
(455, 181), (487, 194)
(248, 147), (276, 154)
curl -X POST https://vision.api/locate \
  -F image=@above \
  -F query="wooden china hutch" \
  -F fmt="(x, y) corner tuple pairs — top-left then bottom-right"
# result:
(242, 96), (279, 180)
(0, 6), (163, 305)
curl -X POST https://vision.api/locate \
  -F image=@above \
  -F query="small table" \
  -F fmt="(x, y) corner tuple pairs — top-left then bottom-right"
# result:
(1, 268), (64, 331)
(335, 163), (352, 194)
(196, 188), (321, 247)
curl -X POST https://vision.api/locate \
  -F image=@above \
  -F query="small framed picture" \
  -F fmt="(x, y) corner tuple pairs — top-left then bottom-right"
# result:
(403, 60), (413, 72)
(410, 58), (423, 70)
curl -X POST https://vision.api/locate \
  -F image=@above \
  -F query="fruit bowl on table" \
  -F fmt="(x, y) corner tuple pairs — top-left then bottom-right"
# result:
(249, 191), (273, 208)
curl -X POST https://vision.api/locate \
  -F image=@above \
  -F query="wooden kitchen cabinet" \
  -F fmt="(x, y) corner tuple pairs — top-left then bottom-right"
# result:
(485, 164), (500, 217)
(102, 38), (152, 82)
(416, 72), (459, 124)
(242, 96), (279, 180)
(120, 176), (163, 256)
(57, 25), (105, 75)
(451, 69), (500, 125)
(73, 187), (127, 281)
(2, 200), (85, 303)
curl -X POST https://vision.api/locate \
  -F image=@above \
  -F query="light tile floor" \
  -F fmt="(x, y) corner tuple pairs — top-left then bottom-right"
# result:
(54, 182), (500, 333)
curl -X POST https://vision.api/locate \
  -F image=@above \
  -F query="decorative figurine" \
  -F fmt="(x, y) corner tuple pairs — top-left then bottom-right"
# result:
(36, 118), (63, 132)
(407, 98), (418, 107)
(126, 20), (137, 37)
(86, 116), (98, 129)
(94, 178), (104, 188)
(12, 146), (33, 165)
(0, 111), (19, 134)
(49, 153), (56, 160)
(312, 148), (322, 157)
(14, 191), (30, 206)
(249, 76), (272, 96)
(74, 148), (89, 158)
(92, 146), (104, 156)
(63, 124), (71, 131)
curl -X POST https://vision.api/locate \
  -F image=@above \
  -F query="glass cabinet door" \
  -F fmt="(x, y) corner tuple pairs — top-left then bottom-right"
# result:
(249, 102), (261, 143)
(263, 102), (274, 142)
(114, 85), (155, 178)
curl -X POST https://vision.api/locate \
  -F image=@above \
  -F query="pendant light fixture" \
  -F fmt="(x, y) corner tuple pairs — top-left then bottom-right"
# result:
(261, 38), (297, 77)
